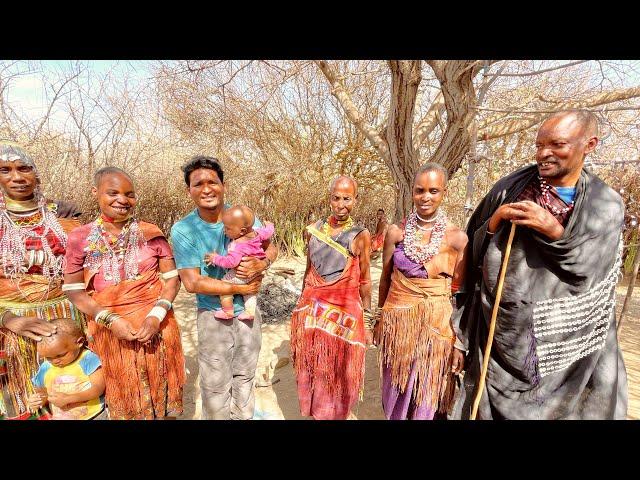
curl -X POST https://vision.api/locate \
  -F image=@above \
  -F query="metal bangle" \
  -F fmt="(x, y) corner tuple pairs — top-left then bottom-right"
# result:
(363, 308), (377, 330)
(95, 310), (118, 329)
(155, 299), (173, 310)
(0, 309), (10, 329)
(103, 313), (119, 330)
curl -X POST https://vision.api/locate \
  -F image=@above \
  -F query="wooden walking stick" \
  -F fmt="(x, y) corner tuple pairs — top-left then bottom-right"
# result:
(470, 222), (517, 420)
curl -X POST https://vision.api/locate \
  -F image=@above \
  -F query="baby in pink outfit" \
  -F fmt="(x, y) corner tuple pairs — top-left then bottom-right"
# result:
(205, 205), (274, 320)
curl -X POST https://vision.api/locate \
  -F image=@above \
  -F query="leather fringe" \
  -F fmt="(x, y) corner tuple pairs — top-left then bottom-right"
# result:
(381, 298), (456, 414)
(88, 310), (185, 419)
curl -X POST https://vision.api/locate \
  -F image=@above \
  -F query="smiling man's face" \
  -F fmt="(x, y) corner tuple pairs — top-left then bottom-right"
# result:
(535, 113), (597, 185)
(187, 167), (225, 211)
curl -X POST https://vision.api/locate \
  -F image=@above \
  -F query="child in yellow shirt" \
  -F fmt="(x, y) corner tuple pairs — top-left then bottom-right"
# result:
(27, 318), (106, 420)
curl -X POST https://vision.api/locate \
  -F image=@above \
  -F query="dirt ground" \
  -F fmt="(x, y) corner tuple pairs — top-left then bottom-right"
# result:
(174, 256), (640, 420)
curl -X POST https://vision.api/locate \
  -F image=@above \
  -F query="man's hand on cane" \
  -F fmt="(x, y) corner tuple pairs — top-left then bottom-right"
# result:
(489, 201), (564, 241)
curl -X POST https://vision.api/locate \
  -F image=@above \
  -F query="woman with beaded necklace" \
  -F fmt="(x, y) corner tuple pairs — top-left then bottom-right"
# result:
(0, 140), (84, 419)
(374, 163), (468, 420)
(63, 167), (185, 419)
(290, 175), (372, 420)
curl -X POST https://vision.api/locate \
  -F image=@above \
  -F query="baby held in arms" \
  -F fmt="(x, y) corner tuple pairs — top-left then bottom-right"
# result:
(205, 205), (274, 321)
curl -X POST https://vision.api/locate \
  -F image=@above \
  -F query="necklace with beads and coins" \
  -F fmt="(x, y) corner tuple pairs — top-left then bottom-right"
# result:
(403, 208), (447, 266)
(83, 214), (144, 284)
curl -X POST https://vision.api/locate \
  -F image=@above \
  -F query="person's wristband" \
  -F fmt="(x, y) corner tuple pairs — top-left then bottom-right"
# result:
(148, 306), (168, 322)
(454, 338), (467, 352)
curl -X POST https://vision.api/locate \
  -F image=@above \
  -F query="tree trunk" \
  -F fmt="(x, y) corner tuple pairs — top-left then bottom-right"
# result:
(427, 61), (479, 178)
(385, 60), (422, 221)
(464, 61), (491, 222)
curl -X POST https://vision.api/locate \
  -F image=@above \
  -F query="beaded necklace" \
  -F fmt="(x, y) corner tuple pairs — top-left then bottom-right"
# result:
(322, 215), (354, 242)
(403, 208), (447, 265)
(83, 215), (144, 284)
(538, 176), (575, 215)
(0, 200), (67, 281)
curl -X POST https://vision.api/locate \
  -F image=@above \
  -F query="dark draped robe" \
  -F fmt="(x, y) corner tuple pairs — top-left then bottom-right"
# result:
(451, 164), (627, 420)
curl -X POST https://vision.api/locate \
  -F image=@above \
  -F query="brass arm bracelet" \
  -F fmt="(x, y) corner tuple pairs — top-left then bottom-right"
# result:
(0, 309), (11, 329)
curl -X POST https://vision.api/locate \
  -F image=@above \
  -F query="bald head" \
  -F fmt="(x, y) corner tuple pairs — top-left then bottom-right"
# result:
(223, 205), (255, 229)
(542, 110), (599, 140)
(329, 175), (358, 196)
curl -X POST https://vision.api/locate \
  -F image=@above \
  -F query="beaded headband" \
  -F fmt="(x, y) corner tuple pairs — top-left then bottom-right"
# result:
(0, 141), (43, 211)
(0, 141), (36, 168)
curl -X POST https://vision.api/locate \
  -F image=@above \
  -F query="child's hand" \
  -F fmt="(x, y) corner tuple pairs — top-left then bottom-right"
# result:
(27, 391), (48, 411)
(204, 252), (218, 265)
(48, 391), (72, 409)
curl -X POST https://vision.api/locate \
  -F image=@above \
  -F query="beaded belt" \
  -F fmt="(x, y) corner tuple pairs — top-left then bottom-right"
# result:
(0, 295), (68, 312)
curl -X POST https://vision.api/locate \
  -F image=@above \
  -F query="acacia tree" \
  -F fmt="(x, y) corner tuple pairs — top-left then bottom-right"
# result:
(316, 60), (640, 220)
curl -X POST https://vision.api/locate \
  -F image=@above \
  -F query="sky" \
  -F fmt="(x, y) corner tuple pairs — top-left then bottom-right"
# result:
(2, 59), (640, 136)
(2, 60), (157, 130)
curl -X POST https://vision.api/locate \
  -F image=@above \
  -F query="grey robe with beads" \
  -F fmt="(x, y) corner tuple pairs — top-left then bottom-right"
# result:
(451, 164), (627, 420)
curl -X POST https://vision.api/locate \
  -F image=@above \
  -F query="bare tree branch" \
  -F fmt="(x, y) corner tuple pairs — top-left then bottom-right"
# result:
(479, 85), (640, 140)
(315, 60), (390, 160)
(30, 70), (82, 142)
(490, 60), (589, 77)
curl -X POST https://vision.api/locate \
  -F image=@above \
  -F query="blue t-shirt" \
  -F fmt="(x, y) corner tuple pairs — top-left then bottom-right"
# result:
(555, 186), (577, 205)
(170, 206), (262, 314)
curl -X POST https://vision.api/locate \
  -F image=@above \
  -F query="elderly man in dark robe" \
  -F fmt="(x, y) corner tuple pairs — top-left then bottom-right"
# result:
(452, 110), (627, 420)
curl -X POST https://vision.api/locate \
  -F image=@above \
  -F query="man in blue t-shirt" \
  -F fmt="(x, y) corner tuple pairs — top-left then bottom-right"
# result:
(171, 156), (277, 420)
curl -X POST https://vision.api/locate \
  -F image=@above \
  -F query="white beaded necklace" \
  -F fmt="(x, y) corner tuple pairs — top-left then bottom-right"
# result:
(0, 205), (67, 281)
(538, 176), (575, 215)
(403, 208), (447, 265)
